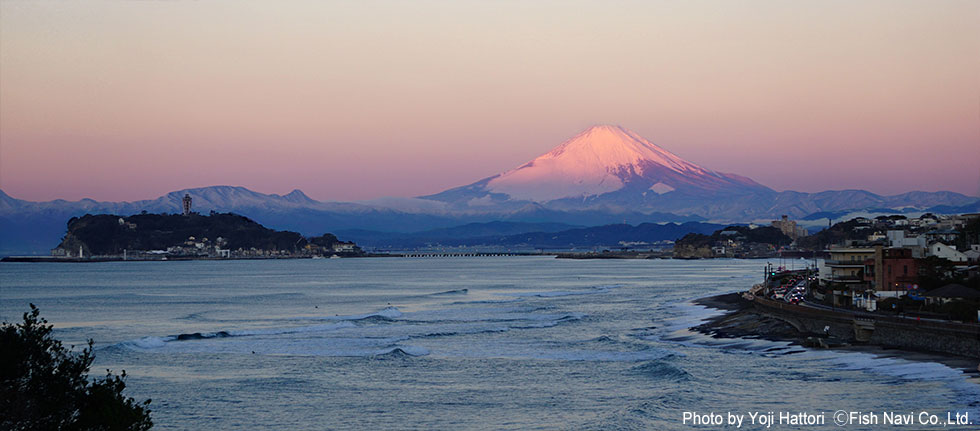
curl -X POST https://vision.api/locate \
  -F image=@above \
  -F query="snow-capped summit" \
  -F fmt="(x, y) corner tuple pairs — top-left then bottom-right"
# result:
(428, 124), (767, 205)
(532, 124), (708, 175)
(485, 125), (723, 201)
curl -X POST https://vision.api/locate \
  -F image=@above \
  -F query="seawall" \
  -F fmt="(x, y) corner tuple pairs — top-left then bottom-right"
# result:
(750, 296), (980, 359)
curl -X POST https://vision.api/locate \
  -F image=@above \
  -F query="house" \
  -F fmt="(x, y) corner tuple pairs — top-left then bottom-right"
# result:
(927, 242), (968, 263)
(964, 245), (980, 263)
(938, 213), (979, 230)
(923, 229), (959, 244)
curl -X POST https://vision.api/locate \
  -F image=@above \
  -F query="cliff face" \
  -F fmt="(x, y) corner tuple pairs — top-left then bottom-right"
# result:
(53, 213), (312, 256)
(54, 232), (91, 257)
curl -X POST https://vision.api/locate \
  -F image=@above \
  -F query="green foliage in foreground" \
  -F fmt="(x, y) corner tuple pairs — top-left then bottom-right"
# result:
(0, 305), (152, 430)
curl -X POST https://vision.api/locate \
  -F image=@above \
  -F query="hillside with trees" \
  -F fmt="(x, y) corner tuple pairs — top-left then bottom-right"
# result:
(673, 226), (791, 258)
(53, 213), (357, 257)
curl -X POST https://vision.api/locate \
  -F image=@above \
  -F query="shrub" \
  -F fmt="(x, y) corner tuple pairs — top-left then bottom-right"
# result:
(0, 304), (152, 430)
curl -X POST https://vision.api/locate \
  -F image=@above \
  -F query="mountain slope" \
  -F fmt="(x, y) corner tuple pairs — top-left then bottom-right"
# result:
(425, 125), (769, 208)
(485, 125), (766, 201)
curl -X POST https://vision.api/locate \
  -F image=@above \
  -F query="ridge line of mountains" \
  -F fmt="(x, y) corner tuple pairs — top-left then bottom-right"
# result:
(2, 125), (976, 254)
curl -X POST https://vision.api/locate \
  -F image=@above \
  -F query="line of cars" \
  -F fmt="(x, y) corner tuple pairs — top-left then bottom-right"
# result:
(771, 278), (808, 304)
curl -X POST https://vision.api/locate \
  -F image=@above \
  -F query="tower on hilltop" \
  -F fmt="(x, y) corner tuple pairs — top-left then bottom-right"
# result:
(182, 194), (192, 216)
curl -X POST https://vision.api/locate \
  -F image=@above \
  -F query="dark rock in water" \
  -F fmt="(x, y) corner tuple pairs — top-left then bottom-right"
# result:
(693, 308), (801, 341)
(803, 337), (823, 348)
(432, 288), (468, 296)
(823, 337), (848, 348)
(175, 331), (232, 341)
(804, 336), (850, 349)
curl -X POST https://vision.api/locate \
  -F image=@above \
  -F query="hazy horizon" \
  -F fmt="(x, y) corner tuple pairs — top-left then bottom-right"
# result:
(2, 1), (978, 202)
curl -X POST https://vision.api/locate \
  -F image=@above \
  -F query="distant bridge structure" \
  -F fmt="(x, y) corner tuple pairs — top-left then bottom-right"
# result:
(397, 252), (551, 258)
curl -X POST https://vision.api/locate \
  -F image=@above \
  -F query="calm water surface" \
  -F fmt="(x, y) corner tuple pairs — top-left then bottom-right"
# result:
(1, 258), (977, 430)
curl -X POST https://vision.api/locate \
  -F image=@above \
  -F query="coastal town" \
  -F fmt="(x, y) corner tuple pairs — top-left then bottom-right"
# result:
(778, 212), (978, 323)
(693, 211), (980, 361)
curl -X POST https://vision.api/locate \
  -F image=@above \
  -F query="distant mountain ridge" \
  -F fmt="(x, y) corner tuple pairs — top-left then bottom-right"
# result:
(420, 125), (975, 218)
(1, 184), (973, 256)
(1, 125), (975, 255)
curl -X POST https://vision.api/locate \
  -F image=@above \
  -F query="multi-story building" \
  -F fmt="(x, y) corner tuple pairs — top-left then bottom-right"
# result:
(819, 247), (875, 307)
(820, 247), (875, 285)
(886, 230), (926, 257)
(771, 215), (807, 240)
(863, 246), (918, 299)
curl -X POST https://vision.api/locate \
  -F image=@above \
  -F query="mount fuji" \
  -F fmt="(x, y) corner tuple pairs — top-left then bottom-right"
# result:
(1, 125), (976, 254)
(481, 125), (763, 201)
(422, 125), (976, 218)
(425, 125), (773, 215)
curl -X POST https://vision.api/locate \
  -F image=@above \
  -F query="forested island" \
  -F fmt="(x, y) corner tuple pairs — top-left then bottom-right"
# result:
(41, 212), (362, 260)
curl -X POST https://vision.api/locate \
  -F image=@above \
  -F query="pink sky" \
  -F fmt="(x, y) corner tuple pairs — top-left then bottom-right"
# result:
(2, 0), (978, 202)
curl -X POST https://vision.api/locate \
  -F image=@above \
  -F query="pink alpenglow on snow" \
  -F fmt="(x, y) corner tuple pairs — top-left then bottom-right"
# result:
(485, 125), (763, 202)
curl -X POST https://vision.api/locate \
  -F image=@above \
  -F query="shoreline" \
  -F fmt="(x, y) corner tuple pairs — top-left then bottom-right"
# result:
(0, 255), (376, 263)
(0, 253), (566, 263)
(692, 292), (980, 378)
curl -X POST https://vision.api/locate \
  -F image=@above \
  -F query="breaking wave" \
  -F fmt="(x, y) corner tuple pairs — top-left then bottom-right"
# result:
(372, 346), (430, 358)
(630, 361), (692, 381)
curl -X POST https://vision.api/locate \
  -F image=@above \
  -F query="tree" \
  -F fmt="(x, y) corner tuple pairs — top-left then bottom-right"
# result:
(0, 304), (152, 430)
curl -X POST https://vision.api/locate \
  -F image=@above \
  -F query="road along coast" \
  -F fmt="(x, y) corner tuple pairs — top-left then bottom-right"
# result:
(693, 291), (980, 375)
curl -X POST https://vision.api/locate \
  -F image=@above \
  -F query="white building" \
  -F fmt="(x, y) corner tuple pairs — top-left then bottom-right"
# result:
(332, 243), (357, 253)
(964, 245), (980, 262)
(927, 242), (967, 263)
(887, 230), (926, 257)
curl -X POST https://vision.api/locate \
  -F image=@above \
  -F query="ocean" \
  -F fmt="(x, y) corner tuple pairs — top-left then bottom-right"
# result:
(1, 257), (977, 430)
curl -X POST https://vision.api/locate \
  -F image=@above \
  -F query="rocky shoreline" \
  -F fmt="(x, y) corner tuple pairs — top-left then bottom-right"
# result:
(692, 293), (803, 341)
(692, 292), (980, 377)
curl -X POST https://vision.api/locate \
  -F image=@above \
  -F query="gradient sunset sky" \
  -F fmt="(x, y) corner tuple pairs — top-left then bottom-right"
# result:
(1, 0), (978, 202)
